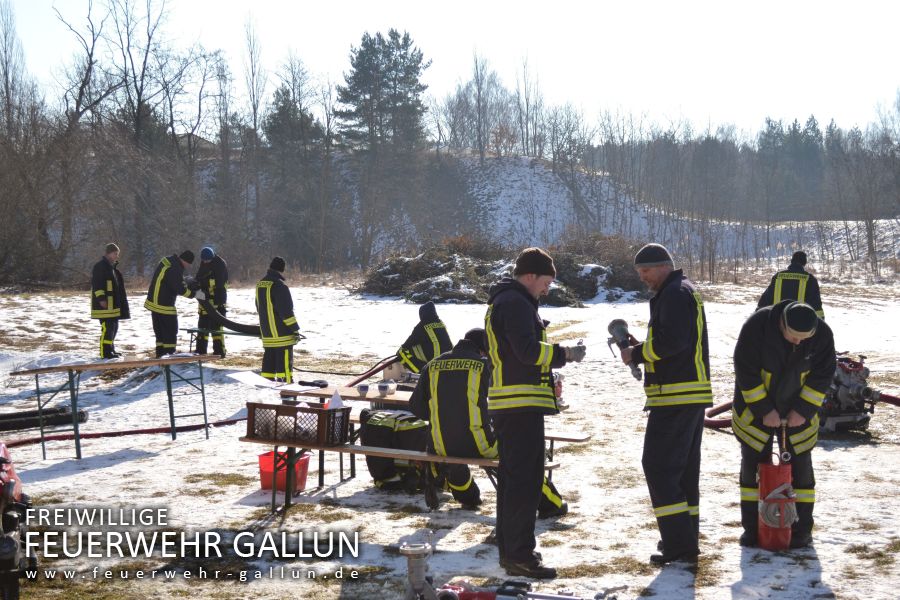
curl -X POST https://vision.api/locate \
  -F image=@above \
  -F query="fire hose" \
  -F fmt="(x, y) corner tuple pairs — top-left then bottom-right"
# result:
(759, 481), (798, 529)
(704, 401), (733, 428)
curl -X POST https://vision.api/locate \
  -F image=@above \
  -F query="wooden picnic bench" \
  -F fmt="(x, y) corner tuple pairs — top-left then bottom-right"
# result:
(239, 435), (562, 512)
(9, 354), (220, 459)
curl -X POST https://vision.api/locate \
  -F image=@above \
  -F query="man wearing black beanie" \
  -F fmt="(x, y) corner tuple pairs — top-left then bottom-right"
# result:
(484, 247), (586, 579)
(144, 250), (200, 357)
(620, 242), (711, 565)
(255, 257), (300, 382)
(732, 300), (835, 550)
(758, 250), (824, 319)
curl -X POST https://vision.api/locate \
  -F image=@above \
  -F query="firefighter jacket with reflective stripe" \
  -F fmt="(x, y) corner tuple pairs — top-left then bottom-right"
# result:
(255, 269), (299, 348)
(196, 255), (228, 314)
(409, 338), (497, 459)
(397, 315), (452, 373)
(732, 300), (835, 453)
(143, 255), (194, 315)
(484, 278), (566, 415)
(91, 257), (130, 320)
(758, 263), (824, 318)
(631, 269), (713, 409)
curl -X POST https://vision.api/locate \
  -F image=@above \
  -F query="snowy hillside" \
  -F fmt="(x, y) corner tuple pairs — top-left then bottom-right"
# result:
(1, 282), (900, 599)
(457, 155), (900, 266)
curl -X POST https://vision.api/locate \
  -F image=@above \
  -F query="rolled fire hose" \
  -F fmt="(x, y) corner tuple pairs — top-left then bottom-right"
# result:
(759, 481), (799, 528)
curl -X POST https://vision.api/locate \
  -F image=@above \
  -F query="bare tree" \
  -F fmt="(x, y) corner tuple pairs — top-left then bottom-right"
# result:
(243, 16), (267, 231)
(106, 0), (170, 275)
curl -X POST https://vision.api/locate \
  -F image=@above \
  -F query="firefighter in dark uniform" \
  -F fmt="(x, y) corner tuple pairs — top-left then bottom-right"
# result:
(758, 250), (824, 318)
(733, 300), (835, 549)
(256, 257), (300, 382)
(195, 246), (228, 357)
(620, 243), (711, 565)
(485, 248), (585, 580)
(397, 301), (452, 373)
(144, 250), (199, 357)
(409, 328), (567, 517)
(90, 243), (130, 358)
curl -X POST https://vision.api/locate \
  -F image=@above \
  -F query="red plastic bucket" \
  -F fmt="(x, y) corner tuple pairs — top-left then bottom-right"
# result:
(258, 451), (310, 493)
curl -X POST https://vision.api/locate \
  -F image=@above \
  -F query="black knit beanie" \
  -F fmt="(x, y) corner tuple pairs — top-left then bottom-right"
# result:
(782, 302), (818, 339)
(269, 256), (286, 273)
(179, 250), (195, 265)
(634, 243), (674, 268)
(513, 247), (556, 277)
(791, 251), (808, 266)
(463, 328), (487, 354)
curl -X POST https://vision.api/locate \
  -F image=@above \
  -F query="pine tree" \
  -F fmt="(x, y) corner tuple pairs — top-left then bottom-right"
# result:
(336, 29), (430, 152)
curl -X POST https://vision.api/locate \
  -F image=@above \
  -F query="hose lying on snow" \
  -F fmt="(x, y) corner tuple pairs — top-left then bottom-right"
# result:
(198, 298), (261, 336)
(705, 401), (733, 429)
(6, 416), (246, 448)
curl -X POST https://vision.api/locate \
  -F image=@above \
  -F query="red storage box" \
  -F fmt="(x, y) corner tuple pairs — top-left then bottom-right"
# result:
(258, 451), (310, 493)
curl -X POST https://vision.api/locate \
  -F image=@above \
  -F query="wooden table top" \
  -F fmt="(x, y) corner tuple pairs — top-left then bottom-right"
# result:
(9, 354), (221, 377)
(277, 385), (411, 404)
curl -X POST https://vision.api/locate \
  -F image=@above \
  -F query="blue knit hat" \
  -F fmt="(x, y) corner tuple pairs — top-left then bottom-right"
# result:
(200, 246), (215, 261)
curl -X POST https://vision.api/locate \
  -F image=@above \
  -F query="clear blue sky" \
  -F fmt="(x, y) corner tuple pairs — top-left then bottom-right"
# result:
(12, 0), (900, 135)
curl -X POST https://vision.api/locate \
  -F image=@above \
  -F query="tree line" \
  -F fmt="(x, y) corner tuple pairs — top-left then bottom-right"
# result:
(1, 0), (897, 286)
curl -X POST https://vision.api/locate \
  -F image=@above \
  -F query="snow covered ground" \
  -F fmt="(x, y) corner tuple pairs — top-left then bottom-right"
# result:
(1, 281), (899, 599)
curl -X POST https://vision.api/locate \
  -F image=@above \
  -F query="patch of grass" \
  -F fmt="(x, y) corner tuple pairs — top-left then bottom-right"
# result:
(553, 442), (594, 456)
(855, 520), (881, 531)
(541, 538), (564, 547)
(550, 330), (589, 343)
(689, 553), (723, 587)
(544, 320), (578, 335)
(557, 556), (654, 579)
(30, 493), (66, 506)
(184, 473), (256, 487)
(846, 540), (898, 569)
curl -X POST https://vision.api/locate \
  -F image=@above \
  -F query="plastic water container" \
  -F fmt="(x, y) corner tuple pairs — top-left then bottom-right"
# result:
(258, 451), (310, 493)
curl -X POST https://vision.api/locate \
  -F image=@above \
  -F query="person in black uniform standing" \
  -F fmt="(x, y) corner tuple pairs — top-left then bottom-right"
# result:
(90, 243), (130, 358)
(620, 243), (712, 565)
(409, 328), (567, 517)
(256, 257), (300, 382)
(144, 251), (200, 357)
(758, 250), (824, 318)
(195, 246), (229, 357)
(485, 248), (585, 579)
(732, 300), (835, 549)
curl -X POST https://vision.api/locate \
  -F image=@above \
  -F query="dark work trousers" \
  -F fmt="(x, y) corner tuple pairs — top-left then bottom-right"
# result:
(196, 311), (225, 356)
(443, 464), (481, 506)
(151, 313), (178, 357)
(739, 434), (815, 537)
(493, 411), (545, 563)
(642, 405), (705, 556)
(472, 466), (563, 514)
(99, 318), (119, 358)
(261, 347), (293, 383)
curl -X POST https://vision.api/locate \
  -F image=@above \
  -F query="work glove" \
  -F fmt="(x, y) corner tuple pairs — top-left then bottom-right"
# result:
(562, 345), (586, 363)
(194, 290), (206, 301)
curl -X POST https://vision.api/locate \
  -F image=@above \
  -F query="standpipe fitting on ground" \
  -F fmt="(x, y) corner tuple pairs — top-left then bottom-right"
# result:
(400, 542), (438, 600)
